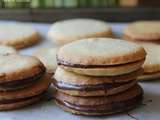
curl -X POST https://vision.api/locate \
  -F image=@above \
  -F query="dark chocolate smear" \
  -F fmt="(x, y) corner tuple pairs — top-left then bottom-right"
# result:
(57, 57), (144, 68)
(53, 80), (133, 91)
(56, 93), (143, 113)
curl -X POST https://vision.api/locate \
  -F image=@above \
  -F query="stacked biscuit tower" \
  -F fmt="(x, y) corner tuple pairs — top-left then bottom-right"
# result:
(53, 38), (146, 116)
(0, 54), (50, 110)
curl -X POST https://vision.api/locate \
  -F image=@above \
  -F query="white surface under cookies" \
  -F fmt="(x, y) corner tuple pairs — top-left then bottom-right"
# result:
(0, 21), (159, 120)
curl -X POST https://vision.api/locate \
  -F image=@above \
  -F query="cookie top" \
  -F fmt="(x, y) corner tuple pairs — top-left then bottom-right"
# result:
(57, 38), (146, 66)
(0, 54), (46, 83)
(124, 21), (160, 41)
(34, 47), (59, 73)
(140, 42), (160, 73)
(0, 45), (17, 55)
(0, 23), (40, 49)
(48, 18), (112, 45)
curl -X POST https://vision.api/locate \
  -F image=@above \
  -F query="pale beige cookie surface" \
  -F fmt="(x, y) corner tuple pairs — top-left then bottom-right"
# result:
(54, 67), (142, 85)
(0, 54), (46, 83)
(0, 23), (40, 49)
(0, 45), (17, 55)
(138, 43), (160, 80)
(48, 18), (112, 45)
(124, 21), (160, 41)
(34, 47), (59, 74)
(57, 38), (146, 76)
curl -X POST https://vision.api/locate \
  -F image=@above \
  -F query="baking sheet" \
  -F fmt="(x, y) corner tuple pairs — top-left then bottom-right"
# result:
(0, 21), (159, 120)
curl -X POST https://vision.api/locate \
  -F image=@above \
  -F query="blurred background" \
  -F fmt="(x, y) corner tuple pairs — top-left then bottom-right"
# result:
(0, 0), (159, 22)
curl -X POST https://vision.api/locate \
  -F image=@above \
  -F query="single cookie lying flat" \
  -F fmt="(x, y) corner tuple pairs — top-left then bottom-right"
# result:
(123, 21), (160, 41)
(48, 18), (112, 45)
(138, 43), (160, 80)
(0, 23), (40, 49)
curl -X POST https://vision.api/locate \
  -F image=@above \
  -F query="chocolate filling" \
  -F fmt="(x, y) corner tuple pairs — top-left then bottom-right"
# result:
(56, 93), (143, 113)
(143, 71), (160, 75)
(53, 80), (133, 91)
(0, 91), (46, 104)
(57, 57), (144, 68)
(0, 66), (46, 88)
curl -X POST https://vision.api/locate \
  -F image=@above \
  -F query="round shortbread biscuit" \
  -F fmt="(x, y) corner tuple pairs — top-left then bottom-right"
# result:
(140, 43), (160, 73)
(0, 54), (46, 84)
(0, 74), (50, 101)
(54, 67), (142, 85)
(138, 43), (160, 79)
(54, 85), (143, 116)
(34, 47), (59, 74)
(0, 23), (40, 49)
(124, 21), (160, 41)
(0, 45), (17, 55)
(48, 18), (112, 45)
(57, 38), (146, 76)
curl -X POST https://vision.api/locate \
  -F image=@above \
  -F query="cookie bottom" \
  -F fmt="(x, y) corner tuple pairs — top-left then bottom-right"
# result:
(54, 85), (143, 116)
(55, 95), (142, 116)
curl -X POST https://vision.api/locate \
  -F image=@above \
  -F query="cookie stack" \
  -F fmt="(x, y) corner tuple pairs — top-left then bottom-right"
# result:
(0, 23), (40, 49)
(53, 38), (146, 115)
(0, 54), (50, 110)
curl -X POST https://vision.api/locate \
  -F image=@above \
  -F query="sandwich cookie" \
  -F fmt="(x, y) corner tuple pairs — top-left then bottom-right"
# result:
(0, 23), (40, 49)
(0, 54), (46, 91)
(53, 67), (142, 96)
(0, 74), (50, 110)
(138, 43), (160, 80)
(123, 21), (160, 42)
(0, 45), (17, 55)
(34, 47), (59, 74)
(57, 38), (146, 76)
(48, 18), (112, 45)
(54, 85), (143, 116)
